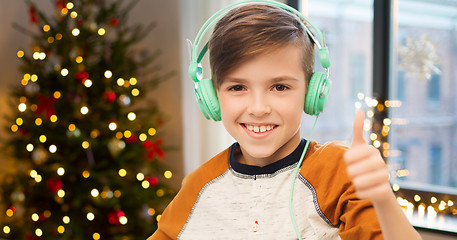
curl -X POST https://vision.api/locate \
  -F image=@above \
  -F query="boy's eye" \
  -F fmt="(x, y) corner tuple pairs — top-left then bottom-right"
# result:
(272, 84), (288, 91)
(228, 85), (245, 91)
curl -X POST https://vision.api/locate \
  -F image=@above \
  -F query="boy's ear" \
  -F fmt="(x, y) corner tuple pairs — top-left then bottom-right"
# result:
(194, 78), (221, 122)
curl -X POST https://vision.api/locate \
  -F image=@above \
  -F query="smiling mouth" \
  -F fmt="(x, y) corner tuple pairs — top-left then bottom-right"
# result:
(242, 124), (277, 133)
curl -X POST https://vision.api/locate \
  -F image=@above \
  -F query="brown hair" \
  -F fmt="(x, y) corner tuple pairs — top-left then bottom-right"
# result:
(209, 3), (315, 88)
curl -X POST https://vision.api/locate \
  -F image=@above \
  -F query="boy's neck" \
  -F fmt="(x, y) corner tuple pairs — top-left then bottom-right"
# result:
(236, 132), (302, 167)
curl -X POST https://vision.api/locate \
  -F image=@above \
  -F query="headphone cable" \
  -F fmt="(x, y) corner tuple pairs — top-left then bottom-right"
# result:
(289, 116), (319, 240)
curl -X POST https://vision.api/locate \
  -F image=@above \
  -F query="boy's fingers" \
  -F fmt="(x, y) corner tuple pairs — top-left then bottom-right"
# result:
(351, 110), (366, 147)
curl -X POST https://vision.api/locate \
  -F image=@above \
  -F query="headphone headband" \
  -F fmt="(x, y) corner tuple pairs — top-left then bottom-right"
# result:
(189, 0), (331, 83)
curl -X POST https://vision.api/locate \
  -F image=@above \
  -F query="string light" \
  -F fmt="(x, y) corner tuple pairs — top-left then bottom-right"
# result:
(117, 78), (124, 86)
(72, 28), (80, 36)
(18, 103), (27, 112)
(164, 170), (172, 179)
(35, 118), (43, 126)
(35, 228), (43, 236)
(148, 208), (156, 216)
(63, 216), (70, 224)
(98, 28), (106, 36)
(11, 125), (18, 132)
(114, 190), (121, 198)
(139, 133), (147, 141)
(43, 25), (50, 32)
(136, 173), (145, 181)
(81, 106), (89, 115)
(87, 212), (95, 221)
(35, 175), (42, 183)
(109, 122), (117, 131)
(132, 88), (140, 96)
(91, 189), (99, 197)
(49, 145), (57, 153)
(129, 77), (137, 85)
(93, 232), (101, 240)
(16, 118), (23, 126)
(61, 68), (69, 76)
(118, 169), (127, 177)
(119, 216), (128, 225)
(26, 144), (34, 152)
(57, 189), (65, 198)
(3, 226), (10, 234)
(57, 167), (65, 176)
(156, 189), (165, 197)
(104, 70), (112, 78)
(82, 141), (90, 149)
(32, 213), (39, 221)
(127, 112), (136, 121)
(142, 180), (150, 189)
(57, 225), (65, 234)
(82, 170), (90, 178)
(50, 115), (58, 122)
(123, 130), (132, 138)
(17, 50), (24, 58)
(148, 128), (156, 136)
(70, 11), (77, 18)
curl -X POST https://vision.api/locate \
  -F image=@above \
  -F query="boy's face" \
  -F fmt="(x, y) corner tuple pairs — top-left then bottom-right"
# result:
(217, 44), (306, 167)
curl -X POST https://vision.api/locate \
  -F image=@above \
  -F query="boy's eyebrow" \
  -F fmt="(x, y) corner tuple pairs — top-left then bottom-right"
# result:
(223, 76), (300, 83)
(270, 76), (300, 82)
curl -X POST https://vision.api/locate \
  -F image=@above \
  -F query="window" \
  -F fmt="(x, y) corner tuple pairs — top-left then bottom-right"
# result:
(389, 0), (457, 233)
(429, 145), (442, 185)
(300, 0), (373, 144)
(427, 71), (440, 102)
(297, 0), (457, 234)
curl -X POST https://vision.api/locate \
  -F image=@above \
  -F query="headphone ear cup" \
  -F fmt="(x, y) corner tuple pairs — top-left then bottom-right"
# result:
(194, 79), (221, 121)
(304, 72), (331, 116)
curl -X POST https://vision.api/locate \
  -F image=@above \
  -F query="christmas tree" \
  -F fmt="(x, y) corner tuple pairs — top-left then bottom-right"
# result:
(0, 0), (175, 239)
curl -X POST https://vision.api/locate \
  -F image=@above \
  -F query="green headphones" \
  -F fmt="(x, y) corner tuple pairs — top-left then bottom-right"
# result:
(189, 0), (332, 121)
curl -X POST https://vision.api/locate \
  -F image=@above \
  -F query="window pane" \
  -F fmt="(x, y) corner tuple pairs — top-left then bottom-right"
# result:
(390, 0), (457, 190)
(301, 0), (373, 143)
(389, 0), (457, 232)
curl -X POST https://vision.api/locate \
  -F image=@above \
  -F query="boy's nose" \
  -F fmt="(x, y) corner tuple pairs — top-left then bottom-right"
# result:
(247, 93), (272, 117)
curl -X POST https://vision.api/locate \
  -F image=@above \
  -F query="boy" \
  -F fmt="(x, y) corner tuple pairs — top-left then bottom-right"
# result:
(149, 2), (421, 239)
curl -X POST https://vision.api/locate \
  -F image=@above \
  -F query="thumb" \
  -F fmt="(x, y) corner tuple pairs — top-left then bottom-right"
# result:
(351, 110), (366, 146)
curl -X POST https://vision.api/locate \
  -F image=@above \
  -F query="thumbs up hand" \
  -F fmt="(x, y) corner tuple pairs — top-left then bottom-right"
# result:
(343, 110), (392, 203)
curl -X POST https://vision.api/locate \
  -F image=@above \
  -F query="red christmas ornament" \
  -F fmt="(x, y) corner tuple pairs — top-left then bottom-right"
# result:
(145, 176), (159, 187)
(36, 94), (57, 119)
(125, 134), (138, 143)
(110, 18), (119, 26)
(55, 0), (67, 9)
(46, 178), (63, 193)
(29, 6), (38, 24)
(108, 210), (125, 225)
(103, 91), (116, 103)
(75, 71), (89, 84)
(143, 139), (165, 161)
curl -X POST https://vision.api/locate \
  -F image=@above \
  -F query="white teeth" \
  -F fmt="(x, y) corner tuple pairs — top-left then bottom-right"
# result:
(245, 124), (275, 133)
